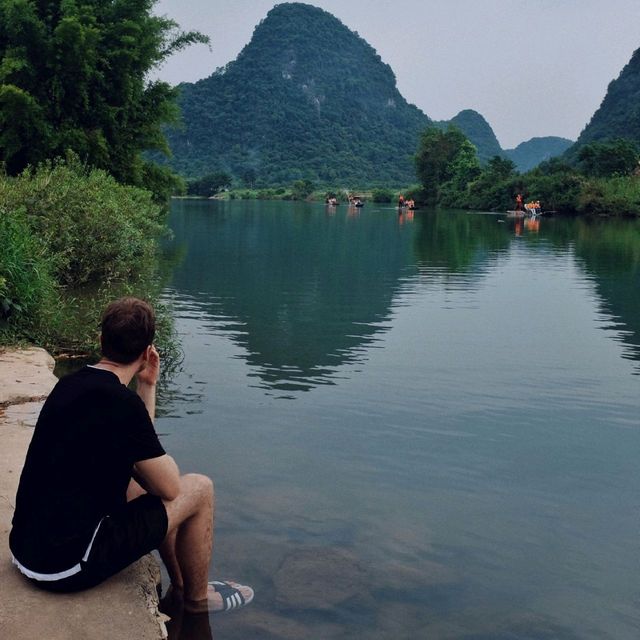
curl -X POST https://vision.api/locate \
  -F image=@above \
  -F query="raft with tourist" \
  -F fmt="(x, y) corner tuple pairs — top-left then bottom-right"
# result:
(507, 194), (548, 217)
(397, 195), (417, 210)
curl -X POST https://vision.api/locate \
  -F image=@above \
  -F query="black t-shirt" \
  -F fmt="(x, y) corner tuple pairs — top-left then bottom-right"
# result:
(10, 366), (165, 573)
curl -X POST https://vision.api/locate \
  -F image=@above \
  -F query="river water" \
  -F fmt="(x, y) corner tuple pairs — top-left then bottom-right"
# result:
(159, 200), (639, 640)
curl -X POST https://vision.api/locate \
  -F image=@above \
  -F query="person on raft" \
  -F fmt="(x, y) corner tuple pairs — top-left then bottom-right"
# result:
(9, 297), (253, 614)
(515, 193), (523, 211)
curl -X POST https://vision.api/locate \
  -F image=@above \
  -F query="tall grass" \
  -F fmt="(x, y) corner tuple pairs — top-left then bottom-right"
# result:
(0, 207), (58, 340)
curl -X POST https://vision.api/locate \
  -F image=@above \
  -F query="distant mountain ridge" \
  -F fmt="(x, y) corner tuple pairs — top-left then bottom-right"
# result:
(505, 136), (573, 172)
(165, 3), (570, 184)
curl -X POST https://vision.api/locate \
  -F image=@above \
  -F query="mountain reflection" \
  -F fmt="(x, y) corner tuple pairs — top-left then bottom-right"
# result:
(165, 202), (640, 391)
(570, 218), (640, 370)
(166, 201), (418, 392)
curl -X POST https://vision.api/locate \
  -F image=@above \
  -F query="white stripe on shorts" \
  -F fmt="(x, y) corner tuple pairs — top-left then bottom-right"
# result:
(12, 518), (104, 582)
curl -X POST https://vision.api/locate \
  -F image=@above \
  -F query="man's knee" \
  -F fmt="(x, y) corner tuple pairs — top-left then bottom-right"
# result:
(181, 473), (214, 502)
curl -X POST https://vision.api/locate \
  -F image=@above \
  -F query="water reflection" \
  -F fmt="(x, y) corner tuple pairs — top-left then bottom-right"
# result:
(165, 608), (213, 640)
(164, 203), (640, 389)
(571, 217), (640, 369)
(413, 209), (510, 273)
(166, 200), (417, 393)
(159, 202), (640, 640)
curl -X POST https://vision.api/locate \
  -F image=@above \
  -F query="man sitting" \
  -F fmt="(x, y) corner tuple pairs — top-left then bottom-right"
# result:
(10, 297), (253, 613)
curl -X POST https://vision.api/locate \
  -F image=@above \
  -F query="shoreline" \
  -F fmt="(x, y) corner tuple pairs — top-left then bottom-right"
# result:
(0, 348), (167, 640)
(170, 195), (639, 216)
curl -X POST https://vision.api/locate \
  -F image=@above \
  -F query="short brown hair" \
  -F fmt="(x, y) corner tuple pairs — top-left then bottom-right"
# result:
(100, 297), (155, 364)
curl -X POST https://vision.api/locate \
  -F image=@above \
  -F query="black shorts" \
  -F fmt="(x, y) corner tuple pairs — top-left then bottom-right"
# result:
(34, 494), (168, 593)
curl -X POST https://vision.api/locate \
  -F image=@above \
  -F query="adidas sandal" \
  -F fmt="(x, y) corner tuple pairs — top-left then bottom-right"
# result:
(208, 580), (254, 612)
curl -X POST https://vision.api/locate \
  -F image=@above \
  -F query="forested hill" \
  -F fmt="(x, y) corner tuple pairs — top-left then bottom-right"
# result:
(164, 3), (569, 185)
(165, 3), (515, 186)
(505, 136), (573, 172)
(573, 47), (640, 148)
(442, 110), (503, 164)
(165, 3), (430, 185)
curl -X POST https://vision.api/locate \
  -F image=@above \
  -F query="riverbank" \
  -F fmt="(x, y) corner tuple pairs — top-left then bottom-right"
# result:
(176, 187), (392, 203)
(0, 348), (167, 640)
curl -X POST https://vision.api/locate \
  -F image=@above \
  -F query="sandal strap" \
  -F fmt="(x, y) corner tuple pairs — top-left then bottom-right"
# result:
(208, 581), (246, 611)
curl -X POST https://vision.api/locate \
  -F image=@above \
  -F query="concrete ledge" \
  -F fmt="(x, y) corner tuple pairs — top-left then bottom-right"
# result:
(0, 348), (166, 639)
(0, 348), (58, 406)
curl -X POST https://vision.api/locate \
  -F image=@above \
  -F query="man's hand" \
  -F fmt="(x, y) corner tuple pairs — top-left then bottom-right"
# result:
(137, 344), (160, 387)
(137, 345), (159, 421)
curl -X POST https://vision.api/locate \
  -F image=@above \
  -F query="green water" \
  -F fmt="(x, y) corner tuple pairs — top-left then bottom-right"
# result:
(159, 200), (640, 639)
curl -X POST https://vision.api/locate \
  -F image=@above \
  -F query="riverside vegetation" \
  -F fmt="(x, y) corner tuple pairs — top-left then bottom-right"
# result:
(0, 0), (207, 359)
(0, 156), (177, 362)
(412, 127), (640, 215)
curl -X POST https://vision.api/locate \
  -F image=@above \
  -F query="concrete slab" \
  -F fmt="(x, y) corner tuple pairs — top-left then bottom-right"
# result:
(0, 348), (57, 406)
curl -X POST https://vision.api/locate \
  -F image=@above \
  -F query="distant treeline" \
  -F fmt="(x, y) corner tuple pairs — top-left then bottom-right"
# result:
(185, 130), (640, 217)
(410, 127), (640, 216)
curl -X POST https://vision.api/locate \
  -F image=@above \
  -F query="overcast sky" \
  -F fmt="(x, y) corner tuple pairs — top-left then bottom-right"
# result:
(153, 0), (640, 149)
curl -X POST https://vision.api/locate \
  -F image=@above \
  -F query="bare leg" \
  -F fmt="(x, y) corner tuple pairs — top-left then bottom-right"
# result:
(129, 473), (252, 613)
(163, 473), (214, 603)
(159, 528), (184, 591)
(128, 478), (185, 591)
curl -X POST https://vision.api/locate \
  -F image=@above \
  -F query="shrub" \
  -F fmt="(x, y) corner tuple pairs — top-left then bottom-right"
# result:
(0, 156), (176, 355)
(0, 156), (166, 287)
(578, 176), (640, 216)
(291, 179), (314, 200)
(524, 171), (582, 213)
(371, 188), (394, 203)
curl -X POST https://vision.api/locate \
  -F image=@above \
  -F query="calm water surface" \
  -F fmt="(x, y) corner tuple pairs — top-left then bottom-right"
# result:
(159, 200), (640, 640)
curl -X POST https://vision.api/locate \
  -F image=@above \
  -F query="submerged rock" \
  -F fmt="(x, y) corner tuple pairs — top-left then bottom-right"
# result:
(274, 547), (369, 611)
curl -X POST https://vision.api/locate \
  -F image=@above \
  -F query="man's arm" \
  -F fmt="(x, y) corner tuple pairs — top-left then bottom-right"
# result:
(134, 455), (181, 501)
(133, 345), (180, 500)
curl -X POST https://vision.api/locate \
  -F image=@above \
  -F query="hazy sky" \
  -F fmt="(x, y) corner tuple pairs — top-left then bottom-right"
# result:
(153, 0), (640, 148)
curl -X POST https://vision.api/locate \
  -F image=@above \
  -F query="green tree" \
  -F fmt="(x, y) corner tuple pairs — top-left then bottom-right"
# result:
(483, 156), (518, 180)
(291, 179), (314, 200)
(439, 139), (481, 207)
(466, 156), (519, 211)
(0, 0), (208, 196)
(414, 125), (471, 204)
(577, 139), (639, 178)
